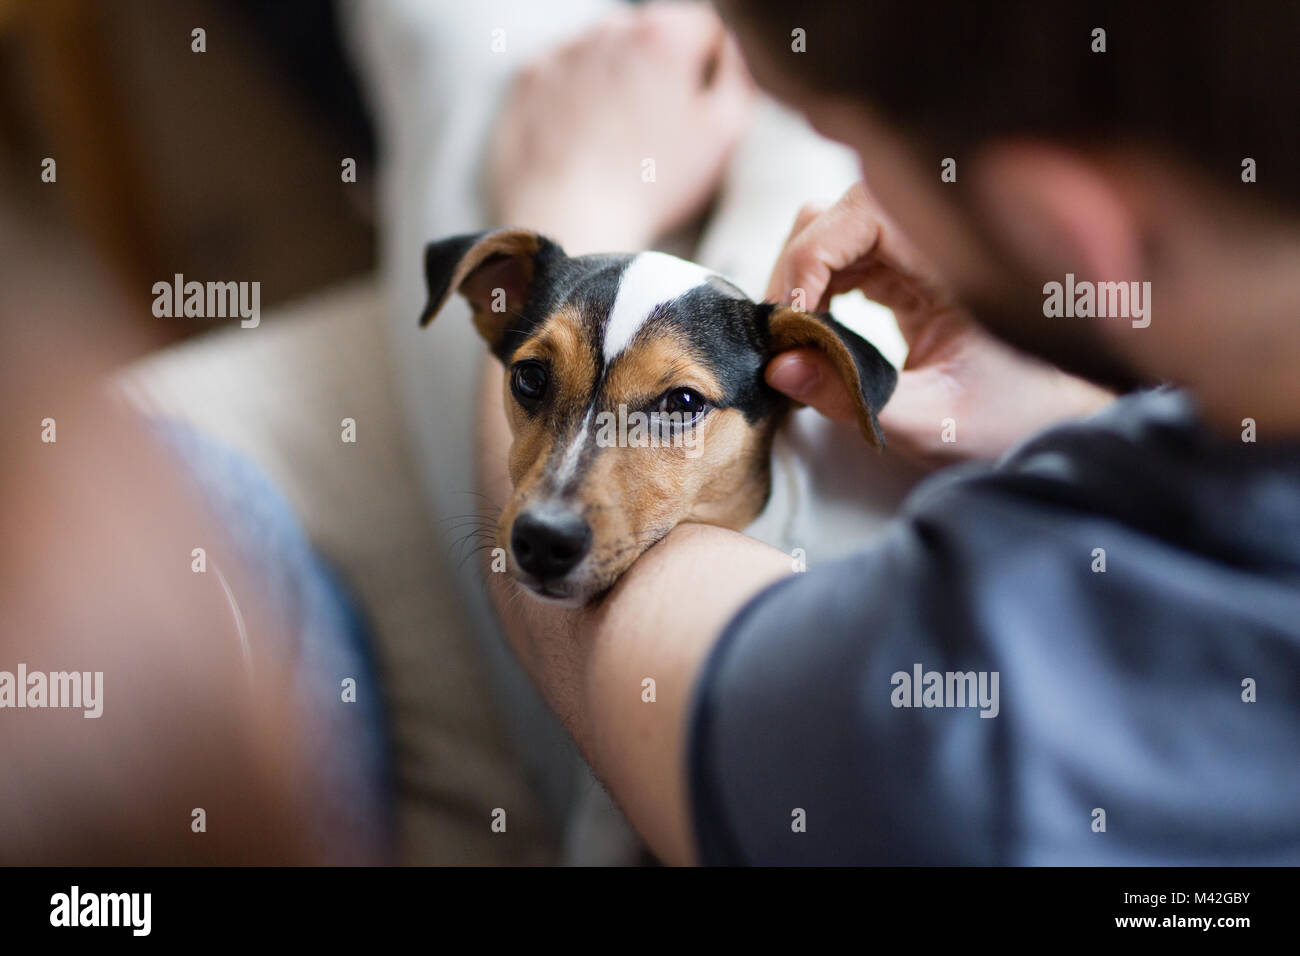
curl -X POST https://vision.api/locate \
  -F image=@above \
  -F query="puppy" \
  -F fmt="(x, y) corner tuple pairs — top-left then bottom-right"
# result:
(421, 227), (896, 605)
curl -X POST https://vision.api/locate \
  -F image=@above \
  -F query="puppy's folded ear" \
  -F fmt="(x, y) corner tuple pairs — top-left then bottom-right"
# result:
(765, 305), (899, 450)
(420, 228), (561, 357)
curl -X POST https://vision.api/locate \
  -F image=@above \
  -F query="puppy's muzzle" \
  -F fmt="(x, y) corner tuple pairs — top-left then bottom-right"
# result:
(511, 505), (592, 583)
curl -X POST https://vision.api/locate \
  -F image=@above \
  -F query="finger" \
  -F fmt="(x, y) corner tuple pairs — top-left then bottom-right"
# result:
(764, 205), (823, 303)
(767, 185), (885, 307)
(790, 200), (828, 237)
(765, 349), (859, 423)
(765, 245), (830, 308)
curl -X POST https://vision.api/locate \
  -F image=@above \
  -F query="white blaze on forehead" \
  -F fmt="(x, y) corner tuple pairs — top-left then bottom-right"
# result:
(603, 252), (717, 363)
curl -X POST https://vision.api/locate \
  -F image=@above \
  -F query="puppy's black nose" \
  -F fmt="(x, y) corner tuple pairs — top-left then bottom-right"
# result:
(511, 507), (591, 580)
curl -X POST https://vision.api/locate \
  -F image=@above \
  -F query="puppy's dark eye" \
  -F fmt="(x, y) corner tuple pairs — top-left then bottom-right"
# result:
(655, 388), (709, 424)
(511, 360), (548, 406)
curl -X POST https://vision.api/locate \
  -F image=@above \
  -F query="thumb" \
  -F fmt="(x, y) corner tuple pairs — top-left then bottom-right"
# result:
(765, 349), (858, 423)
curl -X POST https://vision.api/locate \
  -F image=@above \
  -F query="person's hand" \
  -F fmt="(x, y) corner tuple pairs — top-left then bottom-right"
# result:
(488, 1), (753, 255)
(764, 182), (1114, 464)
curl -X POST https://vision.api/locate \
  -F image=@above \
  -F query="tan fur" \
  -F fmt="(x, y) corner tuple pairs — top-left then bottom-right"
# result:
(500, 326), (776, 597)
(574, 407), (776, 591)
(426, 234), (889, 602)
(603, 336), (723, 406)
(421, 228), (541, 348)
(768, 305), (883, 448)
(498, 307), (599, 545)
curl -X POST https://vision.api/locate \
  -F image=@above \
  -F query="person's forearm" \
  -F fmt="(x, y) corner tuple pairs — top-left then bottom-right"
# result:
(482, 521), (790, 863)
(475, 357), (792, 863)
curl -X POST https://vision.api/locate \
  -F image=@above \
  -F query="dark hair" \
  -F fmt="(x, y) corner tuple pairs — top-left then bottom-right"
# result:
(719, 0), (1300, 212)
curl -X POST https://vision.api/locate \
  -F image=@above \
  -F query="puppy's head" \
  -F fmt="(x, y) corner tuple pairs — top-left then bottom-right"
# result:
(421, 228), (896, 604)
